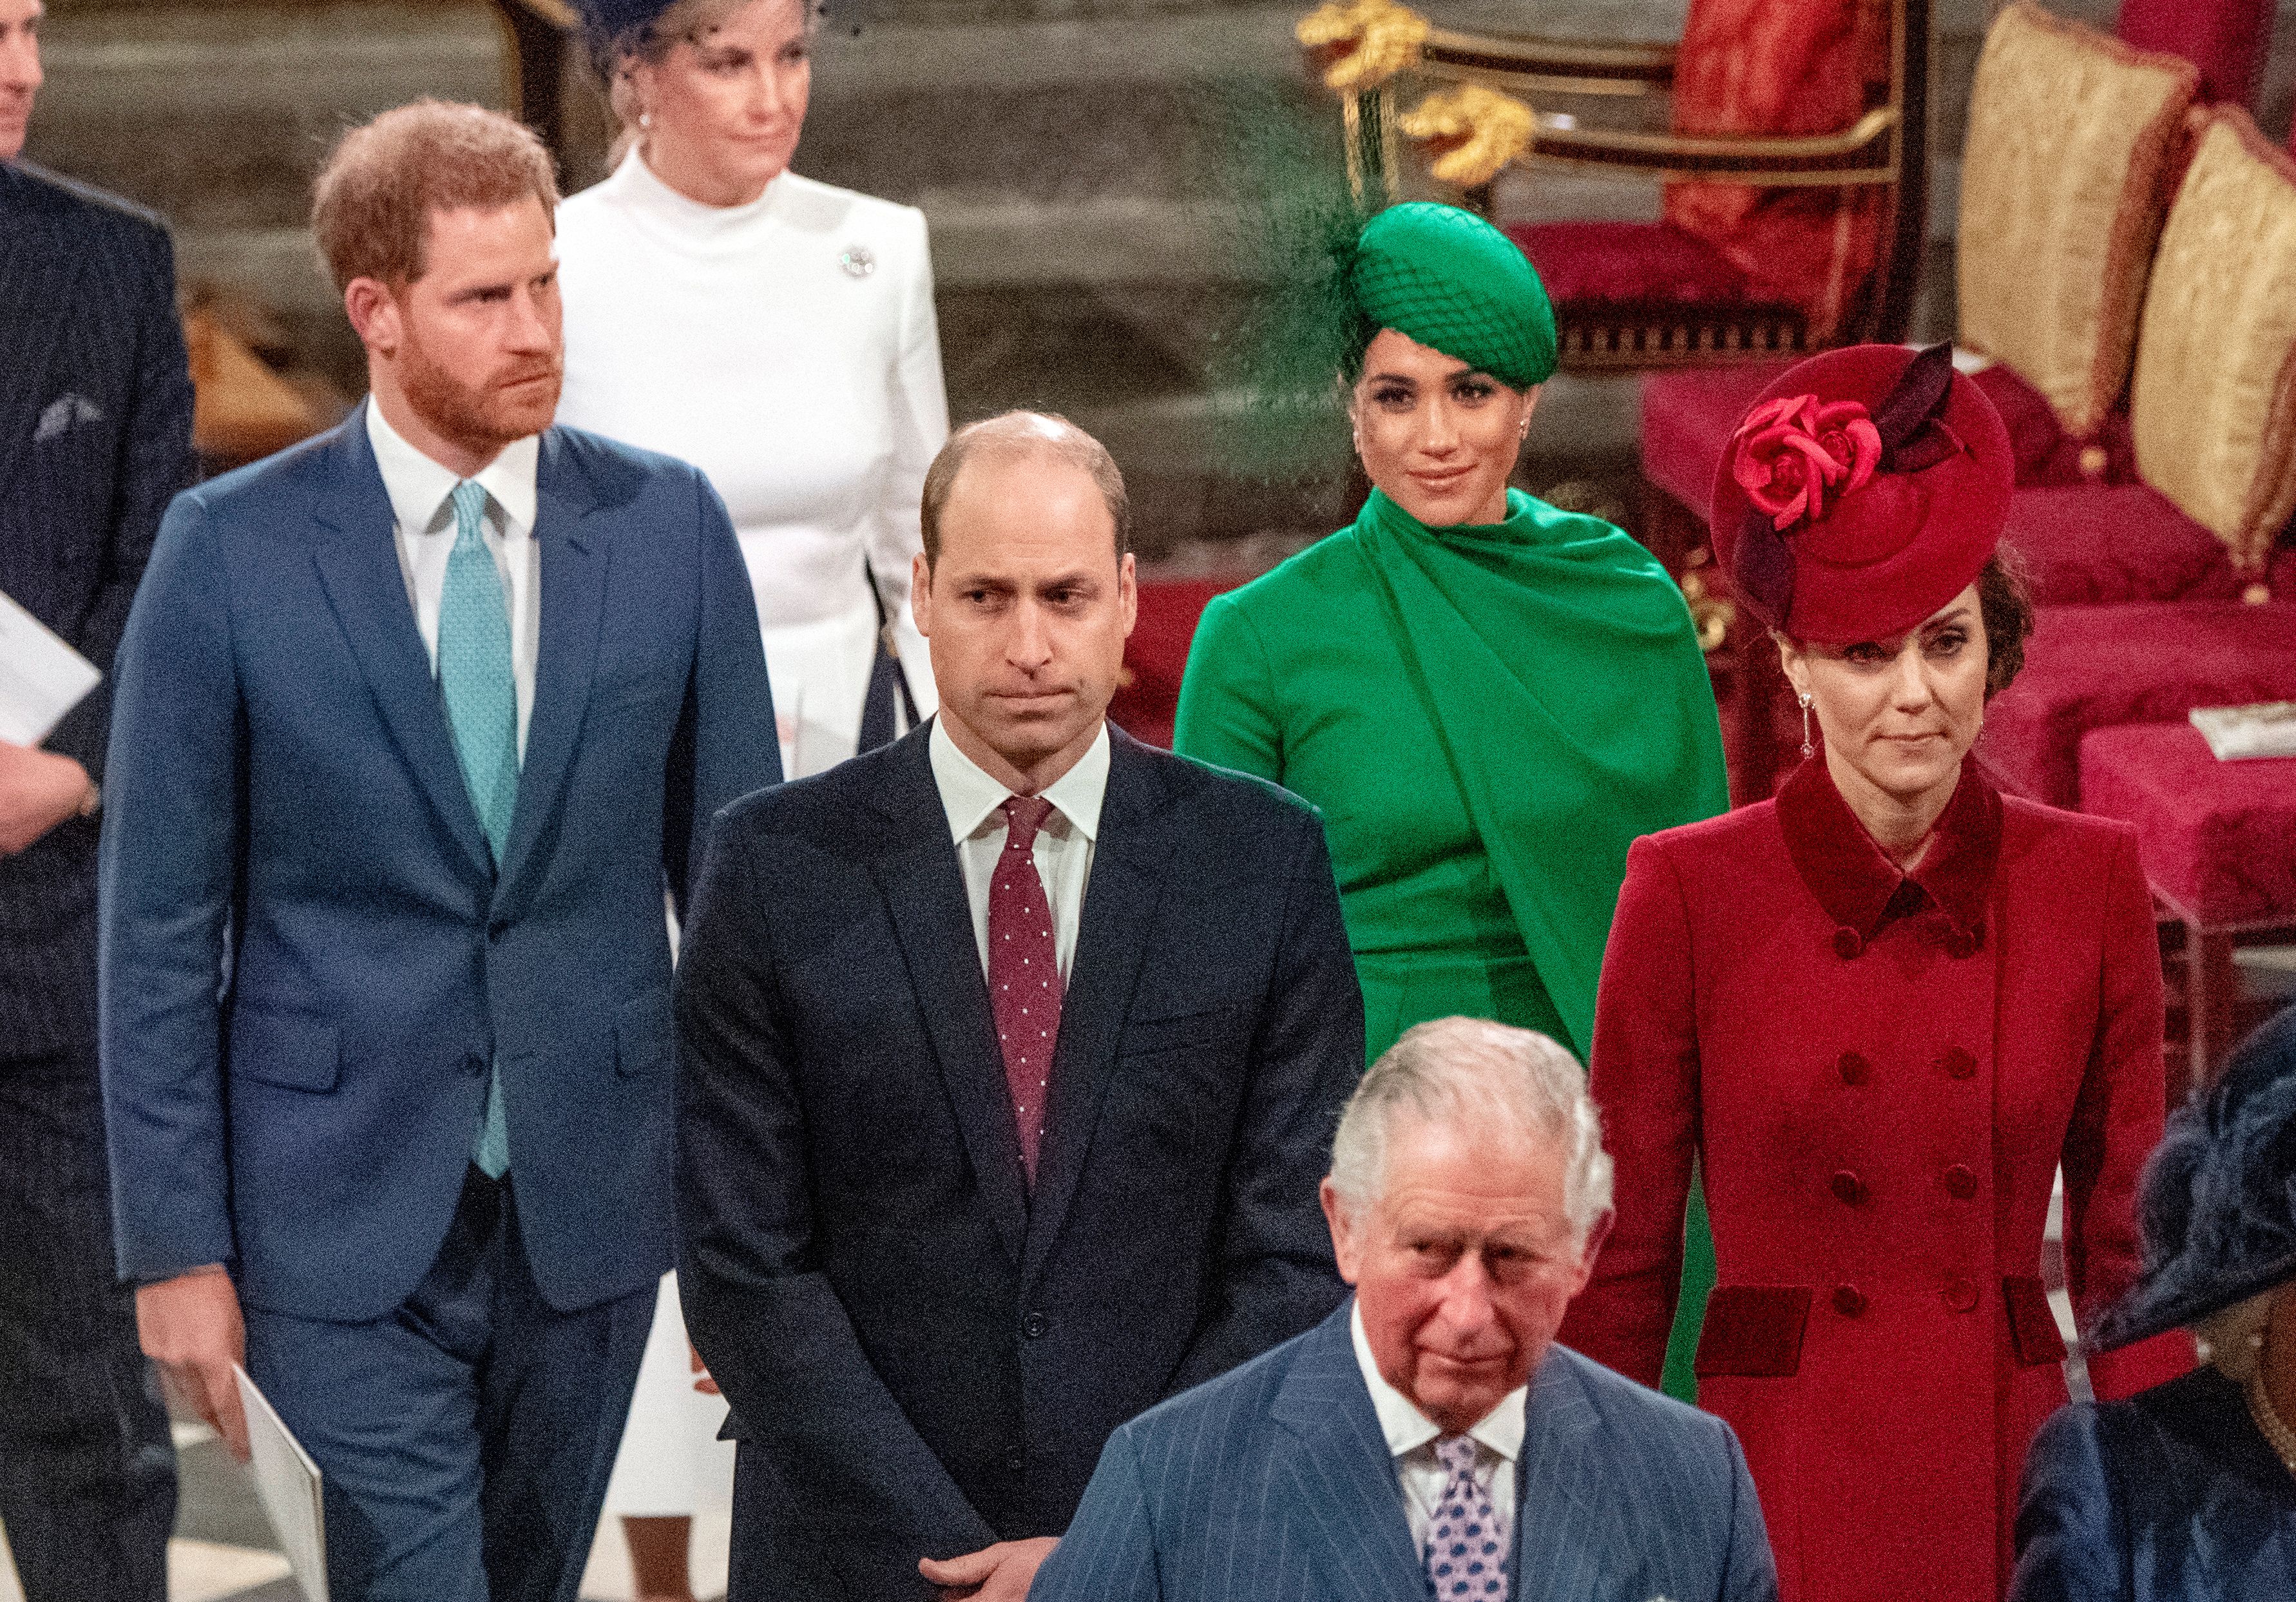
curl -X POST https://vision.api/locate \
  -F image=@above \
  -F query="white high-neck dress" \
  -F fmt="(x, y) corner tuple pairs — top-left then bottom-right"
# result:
(557, 150), (948, 777)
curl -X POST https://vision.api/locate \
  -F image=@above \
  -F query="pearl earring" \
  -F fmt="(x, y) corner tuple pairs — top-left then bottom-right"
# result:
(1799, 692), (1815, 758)
(639, 110), (653, 130)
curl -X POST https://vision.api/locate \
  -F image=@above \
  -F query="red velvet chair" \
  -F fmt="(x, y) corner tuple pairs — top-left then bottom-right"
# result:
(2116, 0), (2272, 109)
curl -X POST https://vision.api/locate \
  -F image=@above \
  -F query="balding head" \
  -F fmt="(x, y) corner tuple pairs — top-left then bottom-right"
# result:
(920, 412), (1130, 571)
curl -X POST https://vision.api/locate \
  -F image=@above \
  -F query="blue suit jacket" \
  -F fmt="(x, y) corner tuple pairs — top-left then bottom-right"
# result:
(2011, 1367), (2296, 1602)
(99, 409), (779, 1319)
(1031, 1301), (1779, 1602)
(0, 162), (193, 1054)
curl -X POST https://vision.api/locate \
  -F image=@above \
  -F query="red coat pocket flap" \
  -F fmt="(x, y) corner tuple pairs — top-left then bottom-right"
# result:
(1692, 1285), (1813, 1378)
(2003, 1275), (2068, 1367)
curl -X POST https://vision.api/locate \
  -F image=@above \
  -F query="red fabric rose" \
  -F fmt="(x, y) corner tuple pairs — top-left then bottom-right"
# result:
(1730, 394), (1882, 530)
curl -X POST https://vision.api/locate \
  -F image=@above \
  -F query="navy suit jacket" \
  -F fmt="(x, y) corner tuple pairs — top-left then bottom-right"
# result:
(675, 723), (1363, 1599)
(99, 409), (778, 1318)
(0, 162), (193, 1054)
(1033, 1302), (1780, 1602)
(2011, 1367), (2296, 1602)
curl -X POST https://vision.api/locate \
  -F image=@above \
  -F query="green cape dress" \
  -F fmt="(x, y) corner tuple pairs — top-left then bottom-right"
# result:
(1174, 485), (1729, 1396)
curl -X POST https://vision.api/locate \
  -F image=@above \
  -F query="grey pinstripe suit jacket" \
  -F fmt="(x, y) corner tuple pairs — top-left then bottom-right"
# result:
(0, 161), (194, 1054)
(1031, 1300), (1779, 1602)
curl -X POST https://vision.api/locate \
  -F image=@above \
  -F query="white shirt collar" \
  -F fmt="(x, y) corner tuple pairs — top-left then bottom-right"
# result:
(365, 396), (539, 541)
(1350, 1299), (1526, 1465)
(928, 717), (1109, 846)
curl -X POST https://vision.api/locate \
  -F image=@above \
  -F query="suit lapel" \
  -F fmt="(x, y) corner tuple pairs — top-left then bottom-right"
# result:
(308, 414), (494, 882)
(1511, 1352), (1631, 1598)
(1020, 731), (1176, 1286)
(1269, 1305), (1428, 1602)
(0, 171), (86, 496)
(493, 432), (607, 907)
(871, 730), (1029, 1265)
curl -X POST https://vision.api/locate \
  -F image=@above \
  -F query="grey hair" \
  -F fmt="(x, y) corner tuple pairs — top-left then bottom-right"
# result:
(1328, 1016), (1612, 1239)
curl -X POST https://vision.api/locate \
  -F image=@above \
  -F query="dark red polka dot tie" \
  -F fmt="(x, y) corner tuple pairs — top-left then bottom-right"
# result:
(990, 795), (1063, 1183)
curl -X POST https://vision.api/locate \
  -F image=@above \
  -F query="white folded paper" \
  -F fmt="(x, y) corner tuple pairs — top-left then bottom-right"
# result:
(234, 1364), (329, 1602)
(2190, 701), (2296, 761)
(0, 586), (100, 747)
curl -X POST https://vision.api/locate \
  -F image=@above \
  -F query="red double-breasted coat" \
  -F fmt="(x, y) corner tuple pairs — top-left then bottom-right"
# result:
(1559, 757), (2192, 1602)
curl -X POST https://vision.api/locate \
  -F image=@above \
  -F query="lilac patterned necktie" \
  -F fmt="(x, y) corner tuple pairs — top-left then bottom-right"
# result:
(1426, 1434), (1507, 1601)
(989, 795), (1062, 1182)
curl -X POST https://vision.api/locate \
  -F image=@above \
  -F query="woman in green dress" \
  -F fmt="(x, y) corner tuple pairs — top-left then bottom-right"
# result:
(1173, 201), (1728, 1390)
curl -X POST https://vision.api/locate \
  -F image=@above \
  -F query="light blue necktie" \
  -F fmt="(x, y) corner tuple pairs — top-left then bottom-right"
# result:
(440, 479), (518, 1178)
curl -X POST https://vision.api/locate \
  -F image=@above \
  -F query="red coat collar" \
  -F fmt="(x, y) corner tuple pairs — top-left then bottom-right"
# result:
(1777, 753), (2002, 942)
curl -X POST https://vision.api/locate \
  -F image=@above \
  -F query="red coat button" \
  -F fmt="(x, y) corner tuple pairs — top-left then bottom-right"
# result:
(1944, 1164), (1978, 1199)
(1942, 1277), (1979, 1313)
(1939, 1047), (1977, 1080)
(1833, 927), (1862, 960)
(1832, 1284), (1867, 1317)
(1837, 1051), (1870, 1086)
(1830, 1170), (1866, 1205)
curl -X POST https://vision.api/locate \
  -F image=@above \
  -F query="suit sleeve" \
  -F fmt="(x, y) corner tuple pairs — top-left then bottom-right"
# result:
(97, 493), (242, 1280)
(665, 472), (780, 912)
(1558, 834), (1700, 1389)
(1169, 808), (1359, 1393)
(1171, 593), (1283, 785)
(1717, 1419), (1782, 1602)
(45, 219), (195, 779)
(2006, 1405), (2125, 1602)
(870, 208), (947, 715)
(675, 815), (996, 1566)
(1026, 1426), (1164, 1602)
(2065, 828), (2194, 1398)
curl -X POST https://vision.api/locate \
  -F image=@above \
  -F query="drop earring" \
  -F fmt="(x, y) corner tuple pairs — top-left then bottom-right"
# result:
(1799, 692), (1815, 758)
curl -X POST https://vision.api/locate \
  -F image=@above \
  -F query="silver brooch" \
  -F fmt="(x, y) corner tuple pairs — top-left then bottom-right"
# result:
(839, 244), (876, 278)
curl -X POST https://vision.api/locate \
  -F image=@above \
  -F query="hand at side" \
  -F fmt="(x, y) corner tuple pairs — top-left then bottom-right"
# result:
(137, 1264), (250, 1460)
(0, 742), (93, 854)
(919, 1536), (1059, 1600)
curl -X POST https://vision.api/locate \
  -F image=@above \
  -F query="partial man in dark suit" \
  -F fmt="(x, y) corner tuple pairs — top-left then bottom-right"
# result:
(676, 410), (1363, 1602)
(0, 0), (193, 1595)
(99, 101), (778, 1602)
(1034, 1015), (1781, 1602)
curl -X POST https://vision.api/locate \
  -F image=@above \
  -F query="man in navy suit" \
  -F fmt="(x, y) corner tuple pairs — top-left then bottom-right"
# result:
(1033, 1016), (1780, 1602)
(0, 1), (192, 1595)
(99, 101), (778, 1602)
(675, 412), (1363, 1602)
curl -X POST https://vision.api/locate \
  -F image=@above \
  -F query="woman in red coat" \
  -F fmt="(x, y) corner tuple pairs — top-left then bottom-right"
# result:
(1559, 345), (2191, 1602)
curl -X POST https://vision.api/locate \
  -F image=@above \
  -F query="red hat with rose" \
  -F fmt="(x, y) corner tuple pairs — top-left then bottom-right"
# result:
(1710, 343), (2014, 644)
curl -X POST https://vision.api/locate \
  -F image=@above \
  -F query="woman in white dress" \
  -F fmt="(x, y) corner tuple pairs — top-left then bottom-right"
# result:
(558, 0), (948, 1594)
(562, 0), (946, 782)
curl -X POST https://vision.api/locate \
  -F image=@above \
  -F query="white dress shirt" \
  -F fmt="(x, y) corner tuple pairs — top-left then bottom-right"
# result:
(928, 718), (1109, 983)
(1352, 1300), (1524, 1560)
(365, 400), (541, 758)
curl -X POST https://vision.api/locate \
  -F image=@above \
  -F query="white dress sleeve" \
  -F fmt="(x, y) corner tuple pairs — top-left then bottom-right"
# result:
(872, 206), (949, 717)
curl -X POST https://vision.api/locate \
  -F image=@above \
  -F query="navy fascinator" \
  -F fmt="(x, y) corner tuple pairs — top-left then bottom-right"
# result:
(2091, 1003), (2296, 1351)
(571, 0), (677, 48)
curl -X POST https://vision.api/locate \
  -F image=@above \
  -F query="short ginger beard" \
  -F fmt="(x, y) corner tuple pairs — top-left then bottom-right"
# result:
(396, 317), (562, 461)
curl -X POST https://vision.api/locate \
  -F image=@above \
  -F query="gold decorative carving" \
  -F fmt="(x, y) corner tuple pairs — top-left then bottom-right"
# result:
(1397, 82), (1535, 188)
(1296, 0), (1431, 93)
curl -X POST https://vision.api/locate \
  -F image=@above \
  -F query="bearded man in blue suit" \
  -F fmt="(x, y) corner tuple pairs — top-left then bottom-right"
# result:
(1033, 1016), (1780, 1602)
(98, 101), (778, 1602)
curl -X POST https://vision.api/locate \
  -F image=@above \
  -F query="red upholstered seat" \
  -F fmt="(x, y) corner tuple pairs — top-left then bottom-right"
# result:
(1638, 360), (1792, 517)
(2081, 721), (2296, 927)
(2116, 0), (2271, 108)
(2005, 484), (2259, 605)
(1511, 222), (1786, 316)
(1106, 577), (1247, 750)
(1978, 601), (2296, 806)
(1966, 363), (2138, 488)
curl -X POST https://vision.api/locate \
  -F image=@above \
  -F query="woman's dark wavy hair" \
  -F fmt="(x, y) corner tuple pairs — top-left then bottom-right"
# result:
(1978, 546), (2036, 699)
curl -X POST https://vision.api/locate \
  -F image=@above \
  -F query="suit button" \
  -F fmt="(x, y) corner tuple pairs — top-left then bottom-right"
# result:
(1942, 1277), (1979, 1313)
(1944, 1164), (1978, 1200)
(1833, 927), (1863, 960)
(1021, 1312), (1049, 1340)
(1939, 1047), (1977, 1081)
(461, 1051), (487, 1078)
(1832, 1285), (1866, 1317)
(1004, 1449), (1025, 1472)
(1829, 1170), (1866, 1206)
(1836, 1051), (1870, 1086)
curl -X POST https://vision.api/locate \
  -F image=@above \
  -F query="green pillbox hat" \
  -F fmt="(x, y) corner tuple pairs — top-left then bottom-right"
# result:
(1351, 202), (1558, 389)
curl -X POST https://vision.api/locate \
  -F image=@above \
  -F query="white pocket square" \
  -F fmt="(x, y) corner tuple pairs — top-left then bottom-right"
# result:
(34, 393), (104, 443)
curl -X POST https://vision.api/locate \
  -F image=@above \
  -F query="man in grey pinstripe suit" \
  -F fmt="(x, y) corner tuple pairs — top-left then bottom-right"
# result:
(1032, 1017), (1779, 1602)
(0, 0), (194, 1596)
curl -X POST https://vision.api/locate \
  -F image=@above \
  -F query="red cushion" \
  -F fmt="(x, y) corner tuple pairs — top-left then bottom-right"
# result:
(2116, 0), (2271, 108)
(2005, 483), (2248, 604)
(1978, 601), (2296, 806)
(1511, 222), (1773, 314)
(1638, 361), (1797, 521)
(1967, 363), (2139, 488)
(1105, 577), (1246, 749)
(2080, 721), (2296, 926)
